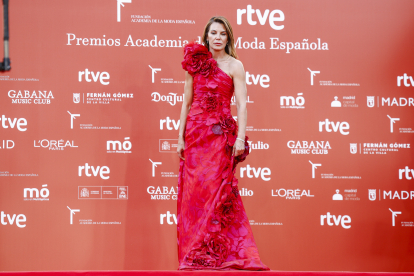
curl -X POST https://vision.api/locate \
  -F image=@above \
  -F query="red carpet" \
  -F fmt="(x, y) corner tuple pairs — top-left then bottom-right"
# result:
(1, 271), (413, 275)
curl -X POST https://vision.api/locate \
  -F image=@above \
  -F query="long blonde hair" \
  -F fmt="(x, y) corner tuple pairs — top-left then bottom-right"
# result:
(202, 16), (238, 60)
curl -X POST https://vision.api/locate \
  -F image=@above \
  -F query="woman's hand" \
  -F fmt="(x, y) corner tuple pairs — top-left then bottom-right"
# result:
(232, 139), (245, 157)
(177, 136), (185, 160)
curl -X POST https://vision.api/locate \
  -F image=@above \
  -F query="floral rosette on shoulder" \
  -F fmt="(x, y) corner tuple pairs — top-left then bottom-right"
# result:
(182, 42), (217, 77)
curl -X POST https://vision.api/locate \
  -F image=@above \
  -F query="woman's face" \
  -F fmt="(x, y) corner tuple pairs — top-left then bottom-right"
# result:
(207, 22), (228, 51)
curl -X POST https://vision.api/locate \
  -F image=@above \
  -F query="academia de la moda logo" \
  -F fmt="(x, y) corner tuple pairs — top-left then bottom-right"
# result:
(34, 139), (77, 151)
(288, 140), (331, 154)
(147, 186), (177, 200)
(67, 206), (122, 225)
(149, 65), (184, 84)
(280, 93), (305, 109)
(116, 0), (194, 24)
(67, 111), (121, 130)
(8, 90), (54, 104)
(351, 142), (410, 155)
(310, 68), (360, 87)
(271, 188), (314, 200)
(107, 137), (131, 153)
(117, 0), (131, 22)
(387, 115), (414, 134)
(369, 189), (414, 201)
(23, 184), (49, 201)
(309, 160), (361, 180)
(388, 208), (413, 227)
(149, 159), (177, 178)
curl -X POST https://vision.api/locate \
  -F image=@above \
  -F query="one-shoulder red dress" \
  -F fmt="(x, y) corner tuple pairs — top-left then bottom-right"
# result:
(177, 42), (269, 271)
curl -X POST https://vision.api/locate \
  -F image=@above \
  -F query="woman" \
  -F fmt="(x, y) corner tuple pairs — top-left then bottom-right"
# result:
(176, 16), (269, 271)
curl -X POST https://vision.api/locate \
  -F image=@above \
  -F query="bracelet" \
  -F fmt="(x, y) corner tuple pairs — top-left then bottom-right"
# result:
(236, 137), (245, 143)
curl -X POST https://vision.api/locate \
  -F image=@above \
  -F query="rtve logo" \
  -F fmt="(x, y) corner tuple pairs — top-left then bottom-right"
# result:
(160, 211), (177, 225)
(237, 5), (285, 30)
(78, 163), (110, 180)
(1, 211), (26, 228)
(319, 119), (350, 135)
(397, 74), (414, 87)
(240, 164), (271, 181)
(0, 115), (27, 131)
(399, 166), (414, 180)
(320, 212), (351, 229)
(78, 69), (110, 85)
(245, 72), (269, 88)
(160, 117), (180, 130)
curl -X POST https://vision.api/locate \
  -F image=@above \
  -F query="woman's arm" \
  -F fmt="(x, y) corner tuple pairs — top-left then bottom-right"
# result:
(177, 71), (194, 160)
(232, 60), (247, 157)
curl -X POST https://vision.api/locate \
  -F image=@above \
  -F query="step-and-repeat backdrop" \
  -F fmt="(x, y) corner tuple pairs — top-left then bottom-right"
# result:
(1, 0), (413, 272)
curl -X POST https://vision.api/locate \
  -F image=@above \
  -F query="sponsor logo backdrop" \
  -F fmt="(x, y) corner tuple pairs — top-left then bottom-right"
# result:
(0, 0), (413, 272)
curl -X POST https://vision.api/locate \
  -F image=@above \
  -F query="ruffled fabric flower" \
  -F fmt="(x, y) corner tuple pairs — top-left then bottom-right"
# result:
(201, 92), (220, 113)
(199, 58), (218, 78)
(219, 115), (237, 146)
(204, 233), (231, 265)
(182, 42), (212, 76)
(214, 185), (240, 228)
(188, 250), (217, 267)
(220, 115), (237, 134)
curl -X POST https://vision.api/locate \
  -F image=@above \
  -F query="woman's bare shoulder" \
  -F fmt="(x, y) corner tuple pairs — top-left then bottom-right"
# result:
(229, 57), (245, 77)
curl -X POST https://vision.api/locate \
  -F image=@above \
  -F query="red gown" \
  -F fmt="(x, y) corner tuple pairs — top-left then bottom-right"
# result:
(177, 42), (269, 271)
